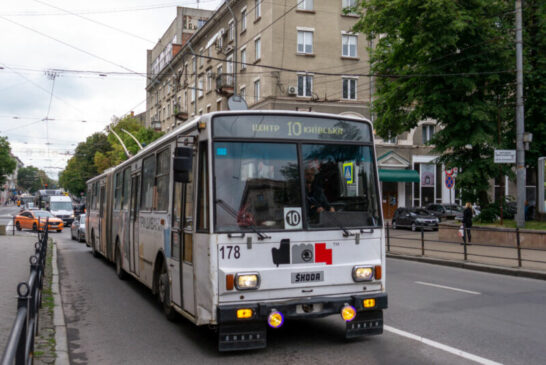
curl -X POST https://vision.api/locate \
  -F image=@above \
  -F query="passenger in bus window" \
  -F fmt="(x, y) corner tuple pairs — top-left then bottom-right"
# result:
(305, 166), (335, 220)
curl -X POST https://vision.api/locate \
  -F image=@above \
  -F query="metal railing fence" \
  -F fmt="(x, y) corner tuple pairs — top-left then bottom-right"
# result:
(1, 220), (49, 365)
(385, 223), (546, 269)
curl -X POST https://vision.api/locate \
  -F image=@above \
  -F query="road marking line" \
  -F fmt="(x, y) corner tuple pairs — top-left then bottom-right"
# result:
(415, 281), (481, 295)
(384, 325), (502, 365)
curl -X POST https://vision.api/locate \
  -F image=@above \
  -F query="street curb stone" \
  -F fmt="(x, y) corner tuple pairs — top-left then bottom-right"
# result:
(387, 253), (546, 280)
(52, 243), (69, 365)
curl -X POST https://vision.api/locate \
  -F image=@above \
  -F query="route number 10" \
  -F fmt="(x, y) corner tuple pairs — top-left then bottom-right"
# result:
(287, 121), (302, 136)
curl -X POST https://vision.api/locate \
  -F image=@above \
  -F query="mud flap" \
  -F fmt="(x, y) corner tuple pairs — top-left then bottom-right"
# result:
(218, 322), (267, 352)
(346, 310), (383, 338)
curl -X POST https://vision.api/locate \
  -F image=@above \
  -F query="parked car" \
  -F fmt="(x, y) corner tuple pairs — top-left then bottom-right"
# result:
(425, 203), (463, 221)
(14, 210), (64, 232)
(392, 207), (439, 231)
(70, 214), (86, 242)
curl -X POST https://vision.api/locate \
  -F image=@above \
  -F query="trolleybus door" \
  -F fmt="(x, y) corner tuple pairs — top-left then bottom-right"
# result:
(129, 175), (140, 276)
(170, 181), (183, 306)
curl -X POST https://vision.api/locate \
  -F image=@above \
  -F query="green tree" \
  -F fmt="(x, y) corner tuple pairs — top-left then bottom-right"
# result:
(17, 166), (42, 193)
(0, 136), (16, 186)
(352, 0), (517, 206)
(59, 133), (112, 195)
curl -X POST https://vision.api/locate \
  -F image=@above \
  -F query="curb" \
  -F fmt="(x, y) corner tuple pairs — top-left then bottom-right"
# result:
(52, 242), (69, 365)
(387, 253), (546, 280)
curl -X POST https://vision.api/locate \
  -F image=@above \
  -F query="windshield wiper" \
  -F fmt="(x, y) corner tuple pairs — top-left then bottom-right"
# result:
(215, 199), (271, 240)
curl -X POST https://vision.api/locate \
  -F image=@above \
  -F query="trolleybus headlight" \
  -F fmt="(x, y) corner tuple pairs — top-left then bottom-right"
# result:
(235, 273), (260, 290)
(352, 266), (374, 282)
(341, 304), (357, 322)
(268, 310), (284, 328)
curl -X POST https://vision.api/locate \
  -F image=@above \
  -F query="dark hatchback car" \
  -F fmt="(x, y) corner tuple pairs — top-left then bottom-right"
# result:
(392, 207), (439, 231)
(425, 203), (463, 221)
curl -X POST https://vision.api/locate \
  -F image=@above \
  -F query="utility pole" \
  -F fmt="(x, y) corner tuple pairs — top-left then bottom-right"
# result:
(515, 0), (525, 227)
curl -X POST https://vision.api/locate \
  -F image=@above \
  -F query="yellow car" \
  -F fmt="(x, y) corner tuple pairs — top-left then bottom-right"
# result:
(15, 210), (64, 232)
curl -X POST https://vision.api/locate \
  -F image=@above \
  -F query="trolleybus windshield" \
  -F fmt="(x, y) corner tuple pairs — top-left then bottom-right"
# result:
(213, 115), (380, 232)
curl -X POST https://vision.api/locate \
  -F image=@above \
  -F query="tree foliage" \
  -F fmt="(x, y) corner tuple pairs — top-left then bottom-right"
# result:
(351, 0), (522, 206)
(0, 136), (16, 186)
(17, 166), (42, 193)
(59, 116), (163, 195)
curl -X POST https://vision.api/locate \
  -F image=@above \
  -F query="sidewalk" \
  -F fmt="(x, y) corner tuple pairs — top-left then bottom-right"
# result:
(0, 231), (41, 350)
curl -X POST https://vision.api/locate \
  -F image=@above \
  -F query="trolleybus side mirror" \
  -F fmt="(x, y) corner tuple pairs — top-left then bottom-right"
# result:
(173, 147), (193, 183)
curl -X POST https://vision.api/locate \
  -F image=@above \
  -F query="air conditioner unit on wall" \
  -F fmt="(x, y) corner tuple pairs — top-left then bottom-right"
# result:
(287, 86), (297, 96)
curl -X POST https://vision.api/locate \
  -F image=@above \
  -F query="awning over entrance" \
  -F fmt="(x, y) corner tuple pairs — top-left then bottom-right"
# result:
(378, 169), (420, 183)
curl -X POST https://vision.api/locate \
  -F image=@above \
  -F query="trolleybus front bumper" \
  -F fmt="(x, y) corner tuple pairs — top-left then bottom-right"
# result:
(217, 292), (387, 351)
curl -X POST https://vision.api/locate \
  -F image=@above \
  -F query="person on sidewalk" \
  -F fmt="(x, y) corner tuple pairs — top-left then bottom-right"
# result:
(463, 202), (474, 244)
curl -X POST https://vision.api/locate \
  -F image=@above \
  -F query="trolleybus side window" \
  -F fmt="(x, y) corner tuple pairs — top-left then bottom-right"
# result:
(197, 142), (209, 232)
(121, 167), (131, 210)
(114, 172), (122, 210)
(156, 148), (170, 211)
(172, 182), (182, 261)
(141, 155), (156, 211)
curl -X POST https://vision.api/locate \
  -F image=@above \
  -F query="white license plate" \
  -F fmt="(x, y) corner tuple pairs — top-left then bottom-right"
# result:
(291, 271), (324, 283)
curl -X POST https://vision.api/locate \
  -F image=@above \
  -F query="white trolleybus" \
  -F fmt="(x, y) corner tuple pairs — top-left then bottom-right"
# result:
(86, 110), (387, 351)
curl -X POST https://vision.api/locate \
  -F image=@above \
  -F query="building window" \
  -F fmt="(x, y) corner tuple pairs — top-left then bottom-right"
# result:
(206, 104), (211, 113)
(342, 78), (357, 100)
(342, 0), (357, 8)
(240, 86), (246, 100)
(298, 0), (314, 11)
(254, 79), (260, 102)
(192, 57), (196, 74)
(199, 48), (204, 67)
(297, 31), (313, 54)
(241, 9), (247, 31)
(342, 34), (357, 58)
(255, 0), (261, 19)
(228, 20), (235, 41)
(198, 77), (203, 98)
(206, 69), (212, 92)
(198, 19), (207, 28)
(297, 74), (313, 97)
(191, 84), (195, 102)
(255, 38), (261, 61)
(240, 48), (247, 69)
(422, 125), (435, 144)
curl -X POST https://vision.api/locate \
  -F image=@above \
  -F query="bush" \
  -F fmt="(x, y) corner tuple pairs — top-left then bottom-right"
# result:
(475, 201), (516, 223)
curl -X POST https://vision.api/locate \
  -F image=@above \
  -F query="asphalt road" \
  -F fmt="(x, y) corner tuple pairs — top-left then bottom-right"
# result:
(55, 230), (546, 364)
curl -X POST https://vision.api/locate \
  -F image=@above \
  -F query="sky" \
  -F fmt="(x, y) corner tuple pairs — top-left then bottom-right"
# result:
(0, 0), (223, 180)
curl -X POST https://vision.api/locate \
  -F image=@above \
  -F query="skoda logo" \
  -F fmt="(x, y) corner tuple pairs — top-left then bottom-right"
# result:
(301, 249), (313, 262)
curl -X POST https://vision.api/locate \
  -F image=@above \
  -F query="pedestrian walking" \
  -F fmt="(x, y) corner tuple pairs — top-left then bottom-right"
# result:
(463, 202), (474, 244)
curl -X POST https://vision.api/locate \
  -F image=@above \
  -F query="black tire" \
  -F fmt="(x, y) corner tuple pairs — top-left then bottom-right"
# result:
(15, 222), (22, 231)
(115, 246), (127, 280)
(32, 223), (38, 232)
(79, 233), (84, 243)
(91, 232), (99, 258)
(70, 230), (75, 240)
(158, 261), (177, 321)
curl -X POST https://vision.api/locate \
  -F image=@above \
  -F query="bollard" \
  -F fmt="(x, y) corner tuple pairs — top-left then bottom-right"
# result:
(516, 227), (522, 267)
(463, 223), (467, 261)
(421, 226), (425, 256)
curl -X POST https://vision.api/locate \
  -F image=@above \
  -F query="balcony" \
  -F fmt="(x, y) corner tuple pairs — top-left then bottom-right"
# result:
(215, 74), (234, 96)
(173, 104), (188, 121)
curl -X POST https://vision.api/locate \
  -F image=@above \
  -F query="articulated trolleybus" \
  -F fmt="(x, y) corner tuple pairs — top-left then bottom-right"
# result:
(86, 110), (387, 351)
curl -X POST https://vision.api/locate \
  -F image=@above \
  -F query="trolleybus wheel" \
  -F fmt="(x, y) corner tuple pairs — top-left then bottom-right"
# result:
(91, 232), (99, 258)
(115, 245), (127, 280)
(159, 262), (177, 321)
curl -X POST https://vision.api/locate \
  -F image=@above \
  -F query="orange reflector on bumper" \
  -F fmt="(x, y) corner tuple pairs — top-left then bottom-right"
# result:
(363, 299), (376, 308)
(226, 274), (234, 291)
(237, 309), (253, 319)
(268, 311), (284, 328)
(341, 305), (357, 322)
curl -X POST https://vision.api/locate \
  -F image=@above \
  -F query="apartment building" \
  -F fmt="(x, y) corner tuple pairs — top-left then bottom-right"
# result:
(145, 1), (489, 219)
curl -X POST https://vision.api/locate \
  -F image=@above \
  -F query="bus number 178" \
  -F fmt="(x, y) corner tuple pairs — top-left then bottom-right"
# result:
(220, 245), (241, 260)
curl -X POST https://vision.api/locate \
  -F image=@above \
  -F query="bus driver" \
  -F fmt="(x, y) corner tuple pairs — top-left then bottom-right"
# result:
(305, 166), (335, 220)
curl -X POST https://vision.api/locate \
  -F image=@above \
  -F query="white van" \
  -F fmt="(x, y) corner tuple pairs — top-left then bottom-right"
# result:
(47, 195), (74, 226)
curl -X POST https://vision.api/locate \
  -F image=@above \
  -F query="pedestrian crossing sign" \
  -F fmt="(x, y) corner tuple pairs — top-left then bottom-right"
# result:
(343, 162), (354, 184)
